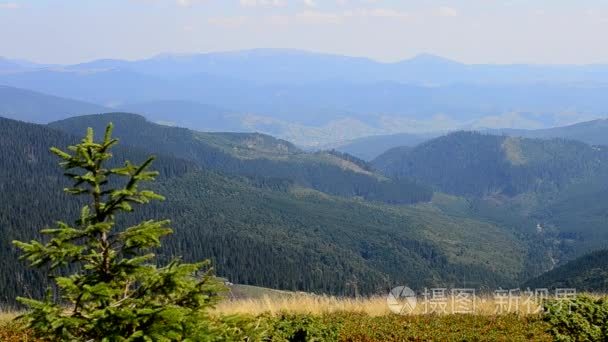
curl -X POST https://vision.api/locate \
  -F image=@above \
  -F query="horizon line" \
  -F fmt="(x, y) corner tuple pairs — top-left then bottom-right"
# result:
(4, 48), (608, 68)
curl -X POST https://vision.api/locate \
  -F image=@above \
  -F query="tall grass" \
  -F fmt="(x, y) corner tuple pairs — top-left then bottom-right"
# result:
(214, 294), (547, 316)
(216, 295), (391, 316)
(0, 311), (17, 323)
(0, 311), (30, 342)
(6, 293), (605, 318)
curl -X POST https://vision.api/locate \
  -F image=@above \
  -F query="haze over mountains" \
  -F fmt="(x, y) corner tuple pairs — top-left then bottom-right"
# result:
(0, 85), (109, 123)
(1, 49), (608, 147)
(7, 49), (608, 84)
(3, 112), (608, 304)
(2, 49), (608, 298)
(335, 118), (608, 160)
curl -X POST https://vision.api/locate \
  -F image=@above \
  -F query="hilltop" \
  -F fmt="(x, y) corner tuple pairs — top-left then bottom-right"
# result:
(373, 131), (608, 197)
(49, 113), (432, 205)
(0, 85), (108, 123)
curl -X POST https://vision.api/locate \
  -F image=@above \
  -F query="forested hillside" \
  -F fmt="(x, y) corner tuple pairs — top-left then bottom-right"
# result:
(0, 117), (528, 306)
(373, 131), (608, 197)
(488, 118), (608, 147)
(49, 113), (432, 204)
(524, 249), (608, 291)
(0, 117), (198, 305)
(373, 132), (608, 270)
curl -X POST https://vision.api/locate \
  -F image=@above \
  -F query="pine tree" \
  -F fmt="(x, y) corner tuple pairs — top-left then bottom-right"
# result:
(12, 124), (238, 341)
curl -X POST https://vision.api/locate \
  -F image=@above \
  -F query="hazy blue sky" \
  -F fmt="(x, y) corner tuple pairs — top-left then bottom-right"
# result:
(2, 0), (608, 64)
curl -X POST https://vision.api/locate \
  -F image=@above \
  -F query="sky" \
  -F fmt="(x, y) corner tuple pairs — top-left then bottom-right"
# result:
(1, 0), (608, 65)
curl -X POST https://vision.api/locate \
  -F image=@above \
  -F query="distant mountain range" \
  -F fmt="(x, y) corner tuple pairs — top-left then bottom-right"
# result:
(117, 100), (243, 132)
(0, 56), (56, 74)
(0, 85), (109, 123)
(14, 49), (608, 85)
(4, 83), (608, 160)
(484, 119), (608, 146)
(331, 118), (608, 160)
(2, 49), (608, 146)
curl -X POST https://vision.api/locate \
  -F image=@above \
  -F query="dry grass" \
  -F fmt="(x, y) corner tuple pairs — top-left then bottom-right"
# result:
(0, 311), (17, 323)
(0, 311), (32, 342)
(1, 294), (603, 341)
(214, 293), (549, 317)
(216, 294), (391, 316)
(5, 293), (605, 318)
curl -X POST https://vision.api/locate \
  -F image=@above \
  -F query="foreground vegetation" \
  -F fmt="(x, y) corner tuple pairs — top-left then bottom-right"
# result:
(4, 295), (608, 341)
(0, 310), (552, 341)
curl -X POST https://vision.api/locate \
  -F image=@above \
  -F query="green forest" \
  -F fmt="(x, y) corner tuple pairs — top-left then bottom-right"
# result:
(0, 116), (521, 307)
(2, 114), (608, 309)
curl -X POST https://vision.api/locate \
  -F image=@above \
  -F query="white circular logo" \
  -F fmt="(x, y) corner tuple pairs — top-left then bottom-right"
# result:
(387, 286), (417, 314)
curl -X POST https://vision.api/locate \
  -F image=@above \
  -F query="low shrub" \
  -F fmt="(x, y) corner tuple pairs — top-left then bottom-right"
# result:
(0, 319), (37, 342)
(336, 313), (551, 342)
(544, 295), (608, 342)
(0, 311), (554, 341)
(262, 313), (341, 341)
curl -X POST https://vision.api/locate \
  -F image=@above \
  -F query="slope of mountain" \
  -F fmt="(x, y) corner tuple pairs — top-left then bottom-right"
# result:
(326, 132), (436, 161)
(373, 131), (608, 197)
(0, 69), (173, 106)
(0, 116), (529, 306)
(487, 118), (608, 147)
(48, 113), (432, 204)
(0, 57), (27, 73)
(0, 57), (53, 73)
(117, 100), (244, 132)
(373, 132), (608, 269)
(0, 85), (109, 123)
(4, 69), (608, 125)
(524, 249), (608, 291)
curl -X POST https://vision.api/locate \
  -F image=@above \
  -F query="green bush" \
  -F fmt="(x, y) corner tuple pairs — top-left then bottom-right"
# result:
(262, 313), (341, 342)
(544, 295), (608, 341)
